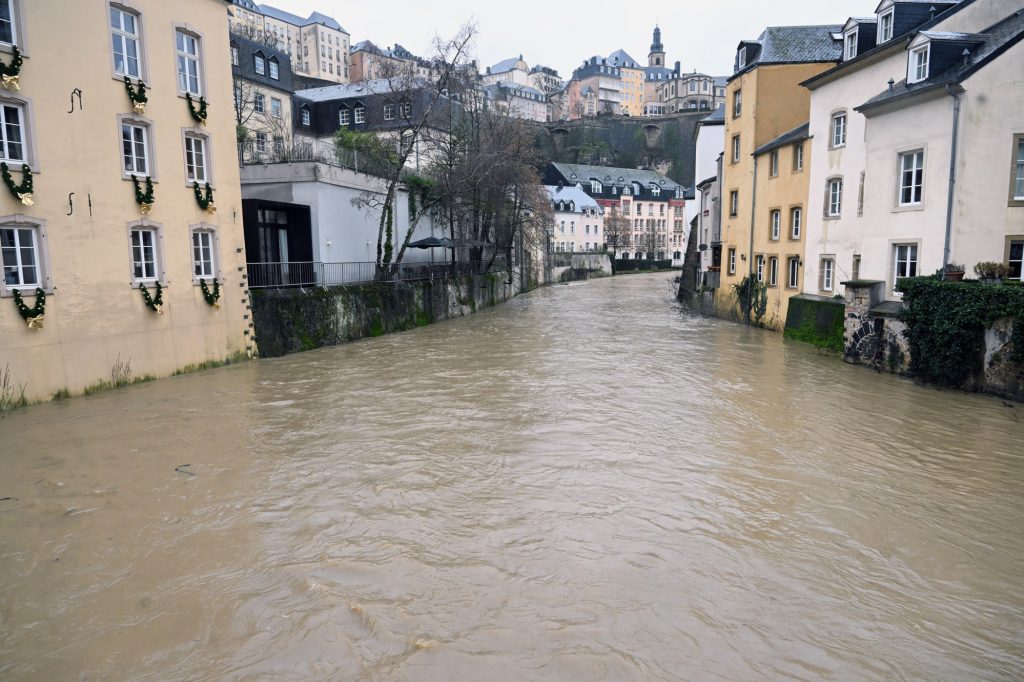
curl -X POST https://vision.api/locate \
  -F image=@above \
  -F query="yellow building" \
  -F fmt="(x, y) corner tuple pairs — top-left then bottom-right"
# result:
(750, 124), (812, 330)
(715, 25), (841, 324)
(607, 51), (646, 117)
(0, 0), (251, 402)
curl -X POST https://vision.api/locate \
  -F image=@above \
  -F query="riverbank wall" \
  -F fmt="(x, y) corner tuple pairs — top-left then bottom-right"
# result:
(250, 272), (517, 357)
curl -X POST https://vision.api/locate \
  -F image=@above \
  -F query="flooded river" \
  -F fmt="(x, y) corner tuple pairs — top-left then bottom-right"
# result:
(2, 273), (1023, 680)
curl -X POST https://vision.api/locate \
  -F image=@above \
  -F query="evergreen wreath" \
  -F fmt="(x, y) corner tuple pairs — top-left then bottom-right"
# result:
(132, 175), (154, 213)
(0, 45), (22, 91)
(12, 287), (45, 328)
(123, 76), (148, 113)
(1, 162), (33, 205)
(186, 93), (208, 124)
(199, 278), (220, 308)
(139, 281), (164, 314)
(192, 181), (215, 212)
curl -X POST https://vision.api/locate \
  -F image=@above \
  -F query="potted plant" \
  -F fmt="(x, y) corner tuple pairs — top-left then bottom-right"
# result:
(943, 262), (966, 281)
(973, 261), (1008, 283)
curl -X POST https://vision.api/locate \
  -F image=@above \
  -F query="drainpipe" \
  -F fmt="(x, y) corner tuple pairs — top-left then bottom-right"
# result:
(746, 155), (759, 324)
(942, 84), (963, 269)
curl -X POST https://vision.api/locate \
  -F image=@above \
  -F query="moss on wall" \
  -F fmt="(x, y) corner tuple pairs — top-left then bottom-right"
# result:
(784, 295), (845, 352)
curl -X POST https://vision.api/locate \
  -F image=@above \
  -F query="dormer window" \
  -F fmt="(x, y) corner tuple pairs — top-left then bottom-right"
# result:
(845, 29), (858, 60)
(738, 47), (747, 68)
(878, 9), (894, 43)
(909, 44), (930, 83)
(650, 185), (661, 197)
(591, 180), (602, 193)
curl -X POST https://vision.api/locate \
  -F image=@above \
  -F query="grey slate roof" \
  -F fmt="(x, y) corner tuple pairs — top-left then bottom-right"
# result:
(295, 77), (431, 102)
(230, 0), (259, 10)
(489, 57), (525, 74)
(549, 163), (681, 191)
(607, 49), (641, 68)
(258, 4), (346, 33)
(754, 24), (844, 64)
(231, 34), (294, 93)
(484, 81), (546, 100)
(545, 184), (604, 214)
(857, 9), (1024, 113)
(754, 122), (810, 156)
(699, 104), (726, 125)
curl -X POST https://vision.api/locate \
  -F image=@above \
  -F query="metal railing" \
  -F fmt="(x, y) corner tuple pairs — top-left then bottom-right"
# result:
(702, 270), (721, 289)
(238, 139), (400, 179)
(247, 260), (509, 289)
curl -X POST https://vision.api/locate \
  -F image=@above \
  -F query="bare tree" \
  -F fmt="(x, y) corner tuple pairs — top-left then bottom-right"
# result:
(603, 205), (629, 265)
(231, 25), (280, 50)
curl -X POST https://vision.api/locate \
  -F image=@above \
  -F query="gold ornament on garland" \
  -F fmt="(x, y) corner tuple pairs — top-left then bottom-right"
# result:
(12, 287), (45, 329)
(0, 46), (22, 91)
(199, 278), (220, 309)
(132, 175), (154, 214)
(124, 76), (148, 114)
(186, 93), (208, 125)
(139, 281), (164, 314)
(1, 162), (33, 205)
(192, 181), (215, 213)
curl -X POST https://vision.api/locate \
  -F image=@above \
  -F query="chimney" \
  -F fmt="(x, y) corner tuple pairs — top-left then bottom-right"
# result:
(962, 48), (971, 66)
(675, 61), (681, 74)
(888, 78), (895, 93)
(930, 5), (937, 18)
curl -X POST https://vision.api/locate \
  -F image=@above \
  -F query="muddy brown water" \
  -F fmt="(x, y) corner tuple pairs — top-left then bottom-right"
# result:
(2, 273), (1023, 681)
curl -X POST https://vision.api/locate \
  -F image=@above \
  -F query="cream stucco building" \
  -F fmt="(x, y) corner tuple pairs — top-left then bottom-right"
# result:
(0, 0), (250, 402)
(545, 185), (605, 253)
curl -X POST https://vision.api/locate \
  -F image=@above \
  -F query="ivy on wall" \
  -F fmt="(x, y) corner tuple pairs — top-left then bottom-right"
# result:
(897, 277), (1024, 387)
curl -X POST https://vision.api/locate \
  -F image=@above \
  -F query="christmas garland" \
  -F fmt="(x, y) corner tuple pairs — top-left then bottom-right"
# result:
(0, 46), (22, 91)
(132, 175), (154, 214)
(199, 278), (220, 308)
(1, 162), (33, 206)
(192, 181), (215, 213)
(139, 281), (164, 314)
(186, 93), (208, 124)
(12, 287), (45, 329)
(123, 76), (148, 114)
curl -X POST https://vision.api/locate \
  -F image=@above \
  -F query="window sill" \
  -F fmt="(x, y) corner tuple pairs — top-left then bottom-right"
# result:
(0, 285), (53, 298)
(129, 279), (167, 290)
(0, 42), (26, 58)
(1008, 199), (1024, 207)
(123, 174), (158, 183)
(892, 204), (924, 213)
(829, 144), (846, 151)
(823, 214), (841, 221)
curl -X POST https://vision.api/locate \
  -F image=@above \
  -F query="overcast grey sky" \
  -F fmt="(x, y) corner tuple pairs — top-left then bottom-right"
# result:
(261, 0), (879, 77)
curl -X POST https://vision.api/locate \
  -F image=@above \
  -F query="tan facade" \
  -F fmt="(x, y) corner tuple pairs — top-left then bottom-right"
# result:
(716, 62), (834, 321)
(0, 0), (250, 402)
(619, 66), (645, 117)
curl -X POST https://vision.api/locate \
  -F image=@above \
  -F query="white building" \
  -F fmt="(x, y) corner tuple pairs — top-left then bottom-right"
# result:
(688, 105), (726, 227)
(802, 0), (1024, 299)
(482, 57), (531, 87)
(483, 82), (549, 122)
(692, 106), (726, 280)
(545, 185), (606, 253)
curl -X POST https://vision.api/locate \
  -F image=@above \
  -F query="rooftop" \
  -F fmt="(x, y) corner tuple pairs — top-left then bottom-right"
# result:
(258, 4), (346, 33)
(549, 163), (681, 190)
(754, 122), (810, 156)
(295, 77), (432, 102)
(545, 184), (603, 213)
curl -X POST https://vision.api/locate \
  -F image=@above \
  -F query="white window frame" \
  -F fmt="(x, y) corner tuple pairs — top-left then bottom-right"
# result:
(183, 132), (209, 184)
(174, 28), (203, 96)
(255, 131), (267, 153)
(128, 223), (162, 285)
(230, 46), (238, 66)
(268, 58), (279, 80)
(383, 103), (394, 121)
(787, 257), (800, 289)
(893, 242), (919, 292)
(270, 97), (282, 118)
(0, 100), (25, 163)
(120, 118), (152, 178)
(769, 257), (778, 286)
(827, 178), (843, 217)
(769, 150), (778, 177)
(755, 255), (764, 282)
(733, 89), (742, 118)
(1008, 240), (1023, 280)
(831, 111), (847, 148)
(110, 4), (143, 80)
(821, 258), (834, 292)
(190, 224), (218, 281)
(400, 102), (412, 118)
(729, 190), (739, 217)
(845, 29), (858, 60)
(794, 143), (804, 171)
(0, 0), (20, 48)
(1013, 135), (1024, 203)
(728, 247), (736, 275)
(354, 106), (365, 124)
(731, 135), (740, 163)
(878, 9), (894, 43)
(909, 45), (930, 84)
(770, 209), (780, 240)
(254, 54), (265, 75)
(253, 92), (264, 114)
(791, 207), (802, 239)
(591, 180), (602, 194)
(737, 47), (747, 69)
(301, 108), (310, 126)
(898, 149), (924, 207)
(1, 219), (47, 294)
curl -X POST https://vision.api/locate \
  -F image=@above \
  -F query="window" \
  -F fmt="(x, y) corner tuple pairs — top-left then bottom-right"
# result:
(338, 108), (349, 125)
(110, 6), (142, 78)
(769, 257), (778, 286)
(899, 150), (924, 206)
(893, 243), (918, 290)
(879, 10), (894, 43)
(271, 97), (282, 118)
(230, 47), (239, 67)
(820, 258), (834, 291)
(729, 190), (739, 217)
(1011, 135), (1024, 202)
(793, 143), (804, 171)
(0, 0), (16, 46)
(383, 103), (394, 121)
(253, 92), (264, 114)
(192, 229), (215, 278)
(130, 227), (158, 281)
(0, 103), (24, 162)
(791, 207), (802, 239)
(255, 131), (266, 153)
(121, 121), (149, 176)
(787, 257), (800, 289)
(301, 108), (310, 126)
(831, 112), (847, 148)
(268, 59), (279, 80)
(909, 45), (929, 83)
(401, 102), (411, 118)
(733, 89), (742, 117)
(769, 150), (778, 177)
(354, 106), (365, 124)
(273, 136), (284, 156)
(184, 135), (207, 183)
(845, 30), (858, 60)
(1009, 241), (1023, 280)
(254, 54), (265, 75)
(827, 178), (843, 217)
(731, 135), (740, 163)
(770, 210), (780, 240)
(853, 255), (861, 281)
(591, 180), (602, 193)
(755, 255), (764, 282)
(728, 247), (736, 275)
(175, 30), (202, 95)
(652, 185), (661, 197)
(738, 47), (747, 69)
(1, 224), (41, 289)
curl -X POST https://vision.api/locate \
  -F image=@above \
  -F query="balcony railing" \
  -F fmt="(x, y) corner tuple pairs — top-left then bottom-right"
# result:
(247, 260), (508, 289)
(702, 269), (721, 289)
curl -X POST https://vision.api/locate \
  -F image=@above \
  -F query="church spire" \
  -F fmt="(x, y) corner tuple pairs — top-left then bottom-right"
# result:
(649, 25), (666, 67)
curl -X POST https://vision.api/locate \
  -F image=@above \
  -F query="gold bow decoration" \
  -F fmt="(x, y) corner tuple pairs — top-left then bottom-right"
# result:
(153, 303), (164, 316)
(133, 101), (146, 115)
(1, 74), (19, 91)
(17, 192), (32, 206)
(212, 302), (221, 311)
(26, 314), (43, 329)
(140, 202), (153, 215)
(205, 202), (216, 214)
